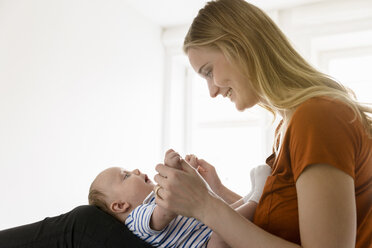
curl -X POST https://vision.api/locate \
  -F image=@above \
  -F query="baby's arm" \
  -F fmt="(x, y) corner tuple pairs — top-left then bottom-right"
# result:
(150, 149), (182, 231)
(150, 204), (177, 231)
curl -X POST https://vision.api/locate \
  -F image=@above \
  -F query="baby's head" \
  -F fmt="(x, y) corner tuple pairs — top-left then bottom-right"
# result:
(88, 167), (155, 222)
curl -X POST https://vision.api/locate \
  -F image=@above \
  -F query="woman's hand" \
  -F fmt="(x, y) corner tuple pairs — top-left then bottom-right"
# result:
(184, 154), (223, 196)
(154, 160), (217, 220)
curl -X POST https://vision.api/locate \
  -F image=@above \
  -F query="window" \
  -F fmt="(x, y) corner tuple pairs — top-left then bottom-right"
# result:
(163, 55), (276, 195)
(186, 71), (275, 195)
(314, 31), (372, 104)
(324, 49), (372, 104)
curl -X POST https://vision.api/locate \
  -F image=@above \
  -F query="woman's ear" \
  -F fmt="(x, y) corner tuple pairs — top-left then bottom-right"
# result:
(110, 201), (131, 213)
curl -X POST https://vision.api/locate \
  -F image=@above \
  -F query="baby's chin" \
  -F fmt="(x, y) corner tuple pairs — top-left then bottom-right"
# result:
(148, 181), (155, 187)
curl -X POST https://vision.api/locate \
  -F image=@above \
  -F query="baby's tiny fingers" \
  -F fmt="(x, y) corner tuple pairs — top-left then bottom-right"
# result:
(185, 155), (192, 162)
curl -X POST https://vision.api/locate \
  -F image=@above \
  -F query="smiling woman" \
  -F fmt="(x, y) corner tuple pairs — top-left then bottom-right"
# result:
(188, 47), (260, 111)
(154, 0), (372, 248)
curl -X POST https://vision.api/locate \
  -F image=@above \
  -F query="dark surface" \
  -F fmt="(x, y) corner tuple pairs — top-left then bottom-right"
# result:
(0, 205), (154, 248)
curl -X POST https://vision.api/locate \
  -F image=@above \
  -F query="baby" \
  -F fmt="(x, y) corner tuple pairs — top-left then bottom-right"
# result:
(88, 149), (271, 248)
(88, 149), (222, 247)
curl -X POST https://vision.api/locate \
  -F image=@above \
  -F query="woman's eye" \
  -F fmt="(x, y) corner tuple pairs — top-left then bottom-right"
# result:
(205, 70), (213, 78)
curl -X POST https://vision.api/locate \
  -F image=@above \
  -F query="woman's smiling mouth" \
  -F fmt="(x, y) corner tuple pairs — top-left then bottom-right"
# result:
(226, 88), (232, 98)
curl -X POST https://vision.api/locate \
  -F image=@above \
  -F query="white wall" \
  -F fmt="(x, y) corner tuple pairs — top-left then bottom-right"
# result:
(0, 0), (164, 229)
(274, 0), (372, 64)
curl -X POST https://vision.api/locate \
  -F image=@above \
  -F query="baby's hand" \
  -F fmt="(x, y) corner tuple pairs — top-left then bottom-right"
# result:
(185, 154), (222, 195)
(184, 154), (199, 170)
(164, 149), (182, 170)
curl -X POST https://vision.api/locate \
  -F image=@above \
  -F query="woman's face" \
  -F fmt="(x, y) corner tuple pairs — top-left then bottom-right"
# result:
(187, 47), (259, 111)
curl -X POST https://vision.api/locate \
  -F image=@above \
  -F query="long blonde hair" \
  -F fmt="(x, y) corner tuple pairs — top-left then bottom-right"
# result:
(183, 0), (372, 138)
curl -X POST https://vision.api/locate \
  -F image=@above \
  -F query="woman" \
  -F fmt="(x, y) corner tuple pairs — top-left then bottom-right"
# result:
(154, 0), (372, 247)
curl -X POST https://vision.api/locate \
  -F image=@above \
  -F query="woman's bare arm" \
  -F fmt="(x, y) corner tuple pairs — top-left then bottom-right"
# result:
(216, 183), (242, 204)
(185, 156), (242, 204)
(204, 164), (356, 248)
(296, 163), (356, 248)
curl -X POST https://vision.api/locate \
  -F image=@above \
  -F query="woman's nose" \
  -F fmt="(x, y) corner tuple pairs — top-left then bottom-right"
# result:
(207, 81), (219, 98)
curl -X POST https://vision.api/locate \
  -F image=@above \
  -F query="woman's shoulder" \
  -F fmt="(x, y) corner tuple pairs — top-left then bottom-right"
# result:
(290, 96), (355, 124)
(286, 96), (364, 142)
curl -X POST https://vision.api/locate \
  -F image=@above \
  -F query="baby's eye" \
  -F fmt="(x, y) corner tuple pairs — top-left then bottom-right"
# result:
(123, 173), (130, 180)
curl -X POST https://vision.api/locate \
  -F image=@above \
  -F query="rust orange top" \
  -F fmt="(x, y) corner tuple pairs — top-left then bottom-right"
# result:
(253, 97), (372, 247)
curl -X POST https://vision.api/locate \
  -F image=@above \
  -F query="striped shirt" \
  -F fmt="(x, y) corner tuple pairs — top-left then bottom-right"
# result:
(125, 192), (212, 248)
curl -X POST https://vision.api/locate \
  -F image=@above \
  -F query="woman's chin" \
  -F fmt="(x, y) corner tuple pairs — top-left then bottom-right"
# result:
(235, 101), (254, 112)
(234, 102), (245, 111)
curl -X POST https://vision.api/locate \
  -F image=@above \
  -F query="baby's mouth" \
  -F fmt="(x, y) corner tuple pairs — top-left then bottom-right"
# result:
(145, 175), (150, 183)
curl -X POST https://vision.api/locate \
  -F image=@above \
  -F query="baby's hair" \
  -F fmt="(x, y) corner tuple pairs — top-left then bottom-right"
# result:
(88, 187), (117, 218)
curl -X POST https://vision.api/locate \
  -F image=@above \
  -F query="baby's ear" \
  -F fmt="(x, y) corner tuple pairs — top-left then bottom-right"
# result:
(110, 201), (131, 213)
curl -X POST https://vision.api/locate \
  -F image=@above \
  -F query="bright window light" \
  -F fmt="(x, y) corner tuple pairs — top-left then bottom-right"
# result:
(187, 73), (275, 195)
(328, 54), (372, 103)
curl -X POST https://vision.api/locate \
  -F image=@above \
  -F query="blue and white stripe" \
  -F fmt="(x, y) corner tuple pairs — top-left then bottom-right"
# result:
(125, 192), (212, 248)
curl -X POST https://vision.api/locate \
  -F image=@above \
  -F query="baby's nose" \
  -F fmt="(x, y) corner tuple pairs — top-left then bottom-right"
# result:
(132, 169), (140, 175)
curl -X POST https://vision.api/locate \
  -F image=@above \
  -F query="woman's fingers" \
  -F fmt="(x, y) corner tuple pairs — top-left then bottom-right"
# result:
(154, 173), (167, 186)
(154, 158), (215, 218)
(197, 166), (207, 173)
(197, 159), (214, 170)
(154, 184), (168, 202)
(155, 163), (187, 187)
(155, 163), (173, 178)
(180, 159), (197, 173)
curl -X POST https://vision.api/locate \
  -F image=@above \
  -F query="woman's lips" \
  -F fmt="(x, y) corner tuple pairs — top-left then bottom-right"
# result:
(226, 88), (232, 98)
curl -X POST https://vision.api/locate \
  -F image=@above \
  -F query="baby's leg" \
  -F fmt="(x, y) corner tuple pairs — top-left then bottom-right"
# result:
(206, 232), (230, 248)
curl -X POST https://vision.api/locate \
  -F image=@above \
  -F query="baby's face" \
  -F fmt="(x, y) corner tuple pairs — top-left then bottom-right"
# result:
(96, 167), (155, 209)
